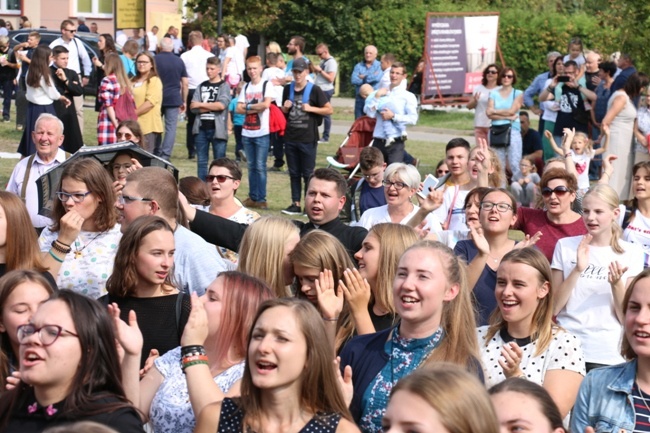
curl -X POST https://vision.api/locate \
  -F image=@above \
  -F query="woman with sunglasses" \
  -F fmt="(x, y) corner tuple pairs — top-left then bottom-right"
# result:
(512, 168), (587, 262)
(206, 158), (259, 263)
(455, 188), (540, 325)
(467, 64), (500, 145)
(487, 67), (524, 180)
(0, 290), (144, 432)
(552, 184), (644, 371)
(356, 163), (440, 232)
(39, 159), (121, 299)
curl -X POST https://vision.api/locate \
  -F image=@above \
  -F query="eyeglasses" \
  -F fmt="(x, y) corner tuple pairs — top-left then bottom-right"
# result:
(65, 29), (77, 33)
(541, 185), (572, 198)
(17, 324), (78, 346)
(486, 70), (498, 74)
(136, 61), (151, 65)
(382, 180), (408, 190)
(116, 131), (134, 140)
(206, 174), (235, 183)
(436, 169), (449, 176)
(363, 171), (383, 181)
(56, 191), (91, 203)
(112, 163), (133, 171)
(502, 74), (514, 79)
(480, 201), (513, 212)
(118, 194), (153, 205)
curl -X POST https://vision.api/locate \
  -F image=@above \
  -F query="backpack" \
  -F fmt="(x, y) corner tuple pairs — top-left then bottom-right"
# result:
(289, 81), (323, 126)
(115, 90), (137, 123)
(339, 177), (364, 223)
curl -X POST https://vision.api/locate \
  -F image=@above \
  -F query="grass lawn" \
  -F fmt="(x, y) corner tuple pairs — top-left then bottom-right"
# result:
(0, 98), (469, 219)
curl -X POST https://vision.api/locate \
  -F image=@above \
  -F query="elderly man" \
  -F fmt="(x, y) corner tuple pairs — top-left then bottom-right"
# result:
(49, 19), (92, 129)
(351, 45), (382, 119)
(154, 37), (188, 161)
(6, 114), (69, 232)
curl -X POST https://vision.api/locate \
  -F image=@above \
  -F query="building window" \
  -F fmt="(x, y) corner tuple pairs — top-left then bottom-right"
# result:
(1, 0), (20, 14)
(76, 0), (112, 16)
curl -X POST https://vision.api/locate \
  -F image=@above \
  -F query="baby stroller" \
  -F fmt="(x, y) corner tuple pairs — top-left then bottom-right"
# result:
(326, 115), (376, 179)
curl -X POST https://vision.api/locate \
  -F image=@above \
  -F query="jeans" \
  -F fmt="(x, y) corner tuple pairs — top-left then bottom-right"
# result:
(322, 89), (334, 140)
(373, 137), (405, 164)
(242, 134), (270, 202)
(0, 78), (13, 119)
(285, 140), (318, 203)
(234, 125), (243, 160)
(195, 128), (227, 181)
(354, 93), (365, 119)
(271, 132), (284, 168)
(186, 89), (196, 157)
(155, 106), (180, 161)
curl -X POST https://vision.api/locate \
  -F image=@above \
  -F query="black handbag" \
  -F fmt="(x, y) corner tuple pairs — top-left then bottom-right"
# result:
(489, 90), (515, 148)
(490, 123), (512, 148)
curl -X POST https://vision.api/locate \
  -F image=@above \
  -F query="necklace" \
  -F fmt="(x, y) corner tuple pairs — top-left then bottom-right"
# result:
(487, 253), (500, 264)
(73, 231), (105, 259)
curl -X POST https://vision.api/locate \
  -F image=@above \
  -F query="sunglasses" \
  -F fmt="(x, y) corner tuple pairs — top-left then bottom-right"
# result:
(541, 185), (572, 198)
(486, 70), (498, 74)
(66, 29), (77, 33)
(502, 74), (514, 79)
(116, 131), (133, 140)
(206, 174), (235, 183)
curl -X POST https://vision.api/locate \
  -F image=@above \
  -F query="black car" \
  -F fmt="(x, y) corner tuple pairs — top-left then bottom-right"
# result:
(8, 29), (122, 95)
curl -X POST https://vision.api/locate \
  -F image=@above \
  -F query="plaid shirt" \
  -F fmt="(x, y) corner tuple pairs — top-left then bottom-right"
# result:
(97, 74), (120, 145)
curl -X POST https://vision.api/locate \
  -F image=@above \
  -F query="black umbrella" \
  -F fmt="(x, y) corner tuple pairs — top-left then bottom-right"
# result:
(36, 141), (179, 217)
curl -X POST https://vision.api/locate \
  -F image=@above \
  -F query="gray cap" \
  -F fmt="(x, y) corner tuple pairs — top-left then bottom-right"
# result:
(292, 57), (309, 72)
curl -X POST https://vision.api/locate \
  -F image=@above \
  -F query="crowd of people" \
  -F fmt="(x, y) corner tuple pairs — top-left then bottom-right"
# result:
(0, 23), (648, 433)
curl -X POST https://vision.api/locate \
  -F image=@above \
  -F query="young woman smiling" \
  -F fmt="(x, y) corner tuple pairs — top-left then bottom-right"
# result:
(477, 247), (585, 419)
(623, 161), (650, 264)
(552, 185), (644, 371)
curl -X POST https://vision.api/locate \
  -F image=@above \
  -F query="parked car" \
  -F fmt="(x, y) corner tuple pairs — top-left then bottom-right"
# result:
(8, 29), (122, 95)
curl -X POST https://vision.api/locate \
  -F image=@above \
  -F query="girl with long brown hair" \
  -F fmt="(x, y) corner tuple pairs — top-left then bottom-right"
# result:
(98, 52), (131, 145)
(131, 51), (163, 152)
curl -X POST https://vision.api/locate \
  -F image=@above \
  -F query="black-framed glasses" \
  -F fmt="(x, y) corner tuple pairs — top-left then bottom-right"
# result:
(65, 29), (77, 33)
(56, 191), (91, 203)
(541, 186), (572, 198)
(362, 171), (382, 181)
(502, 74), (514, 79)
(17, 324), (78, 346)
(382, 180), (408, 190)
(118, 194), (153, 205)
(136, 61), (151, 65)
(206, 174), (235, 183)
(480, 201), (513, 212)
(486, 70), (498, 74)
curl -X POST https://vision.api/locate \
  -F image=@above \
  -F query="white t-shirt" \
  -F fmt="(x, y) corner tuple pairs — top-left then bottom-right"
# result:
(541, 78), (560, 123)
(572, 149), (594, 191)
(261, 67), (285, 106)
(237, 80), (274, 137)
(623, 209), (650, 268)
(433, 185), (470, 231)
(473, 84), (500, 128)
(551, 236), (644, 365)
(224, 46), (244, 78)
(147, 32), (158, 51)
(477, 326), (585, 388)
(355, 204), (441, 233)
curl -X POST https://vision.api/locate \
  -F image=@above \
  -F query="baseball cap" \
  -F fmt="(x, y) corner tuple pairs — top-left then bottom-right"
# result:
(292, 57), (309, 72)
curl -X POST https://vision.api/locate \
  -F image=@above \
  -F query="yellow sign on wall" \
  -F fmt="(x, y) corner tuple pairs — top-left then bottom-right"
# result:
(115, 0), (145, 29)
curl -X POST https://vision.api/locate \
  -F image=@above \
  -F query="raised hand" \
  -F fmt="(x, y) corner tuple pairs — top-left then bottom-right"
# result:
(576, 234), (592, 273)
(334, 356), (354, 407)
(608, 260), (629, 288)
(180, 292), (208, 347)
(58, 209), (84, 246)
(107, 303), (143, 358)
(513, 231), (542, 249)
(315, 269), (344, 321)
(469, 224), (490, 257)
(340, 268), (371, 315)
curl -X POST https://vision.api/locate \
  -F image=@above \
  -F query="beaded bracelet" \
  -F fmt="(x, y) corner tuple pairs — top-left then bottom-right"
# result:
(180, 345), (206, 357)
(55, 239), (71, 248)
(182, 354), (209, 364)
(51, 240), (71, 254)
(182, 360), (209, 372)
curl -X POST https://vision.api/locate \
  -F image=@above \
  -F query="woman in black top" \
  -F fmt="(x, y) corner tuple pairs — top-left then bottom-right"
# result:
(0, 290), (144, 432)
(100, 215), (190, 370)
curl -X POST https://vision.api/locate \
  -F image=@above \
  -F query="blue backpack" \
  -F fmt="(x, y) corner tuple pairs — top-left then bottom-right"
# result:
(288, 81), (323, 126)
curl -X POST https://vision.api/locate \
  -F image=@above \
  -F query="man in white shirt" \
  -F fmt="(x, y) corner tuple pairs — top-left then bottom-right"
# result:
(49, 19), (91, 130)
(181, 30), (214, 160)
(6, 113), (69, 232)
(147, 26), (159, 55)
(234, 34), (249, 58)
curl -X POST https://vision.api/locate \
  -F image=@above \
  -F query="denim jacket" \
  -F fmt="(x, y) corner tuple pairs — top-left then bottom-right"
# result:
(571, 360), (636, 433)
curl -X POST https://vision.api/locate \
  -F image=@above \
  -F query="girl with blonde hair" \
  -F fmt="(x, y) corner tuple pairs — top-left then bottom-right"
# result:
(478, 247), (584, 419)
(339, 240), (481, 430)
(237, 216), (300, 298)
(552, 184), (644, 371)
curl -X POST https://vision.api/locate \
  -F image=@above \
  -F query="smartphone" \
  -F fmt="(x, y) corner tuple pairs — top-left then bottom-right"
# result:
(418, 174), (440, 199)
(557, 76), (570, 83)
